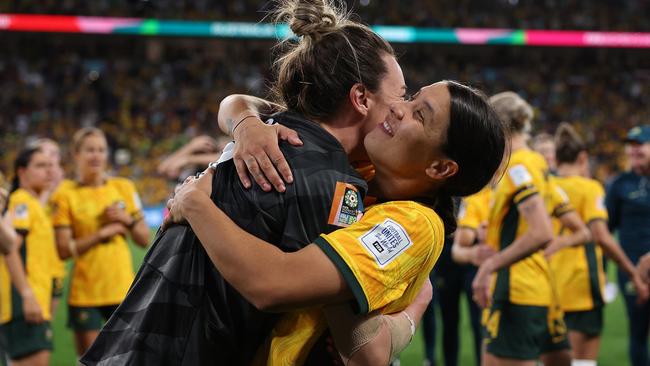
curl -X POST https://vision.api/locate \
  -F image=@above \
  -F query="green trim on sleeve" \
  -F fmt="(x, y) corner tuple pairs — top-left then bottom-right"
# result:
(314, 236), (369, 314)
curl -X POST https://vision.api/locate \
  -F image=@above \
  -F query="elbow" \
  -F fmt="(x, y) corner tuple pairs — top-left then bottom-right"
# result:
(248, 286), (286, 313)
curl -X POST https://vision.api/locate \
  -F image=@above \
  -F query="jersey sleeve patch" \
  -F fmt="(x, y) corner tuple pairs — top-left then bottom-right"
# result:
(328, 182), (363, 228)
(358, 218), (412, 268)
(14, 203), (28, 220)
(508, 164), (533, 187)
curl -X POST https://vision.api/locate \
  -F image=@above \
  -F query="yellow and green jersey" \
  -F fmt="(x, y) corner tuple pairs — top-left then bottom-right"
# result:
(458, 187), (492, 231)
(550, 175), (607, 311)
(50, 177), (143, 307)
(253, 200), (445, 366)
(0, 189), (56, 323)
(486, 149), (554, 306)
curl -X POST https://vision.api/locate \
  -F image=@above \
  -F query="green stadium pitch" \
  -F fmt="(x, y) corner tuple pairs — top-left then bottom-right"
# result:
(50, 233), (631, 366)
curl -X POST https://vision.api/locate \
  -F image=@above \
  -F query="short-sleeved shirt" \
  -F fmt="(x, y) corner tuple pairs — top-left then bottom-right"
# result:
(486, 149), (553, 306)
(0, 189), (55, 323)
(255, 201), (445, 366)
(81, 112), (368, 366)
(550, 176), (608, 311)
(606, 172), (650, 264)
(50, 177), (143, 307)
(458, 187), (492, 231)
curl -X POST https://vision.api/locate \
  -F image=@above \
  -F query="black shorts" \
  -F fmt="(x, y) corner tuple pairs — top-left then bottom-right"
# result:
(0, 319), (52, 360)
(564, 307), (603, 336)
(483, 301), (568, 360)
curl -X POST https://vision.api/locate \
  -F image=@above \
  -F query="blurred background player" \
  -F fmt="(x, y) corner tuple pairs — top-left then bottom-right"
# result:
(0, 147), (56, 366)
(50, 127), (149, 357)
(531, 133), (558, 174)
(545, 123), (648, 366)
(27, 138), (68, 325)
(606, 125), (650, 366)
(472, 91), (570, 366)
(422, 192), (490, 366)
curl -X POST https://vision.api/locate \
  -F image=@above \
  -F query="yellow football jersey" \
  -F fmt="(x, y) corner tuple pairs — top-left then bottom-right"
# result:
(0, 189), (55, 323)
(50, 177), (144, 307)
(253, 201), (445, 366)
(549, 176), (607, 311)
(486, 149), (553, 306)
(458, 187), (492, 231)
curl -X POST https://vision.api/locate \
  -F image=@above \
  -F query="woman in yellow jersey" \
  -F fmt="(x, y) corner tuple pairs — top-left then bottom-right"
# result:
(167, 80), (508, 365)
(50, 127), (149, 356)
(544, 123), (648, 366)
(471, 91), (574, 366)
(0, 147), (56, 366)
(29, 138), (68, 323)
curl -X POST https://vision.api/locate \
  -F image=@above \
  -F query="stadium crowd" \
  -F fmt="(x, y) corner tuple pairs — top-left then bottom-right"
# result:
(1, 34), (648, 206)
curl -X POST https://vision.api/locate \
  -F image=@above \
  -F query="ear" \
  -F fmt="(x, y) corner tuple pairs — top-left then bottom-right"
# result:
(349, 83), (370, 117)
(425, 159), (459, 181)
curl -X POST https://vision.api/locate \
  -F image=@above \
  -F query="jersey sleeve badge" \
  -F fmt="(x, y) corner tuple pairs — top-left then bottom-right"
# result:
(328, 182), (363, 227)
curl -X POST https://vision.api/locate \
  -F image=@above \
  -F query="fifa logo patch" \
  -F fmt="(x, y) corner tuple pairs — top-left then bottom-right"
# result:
(328, 182), (363, 227)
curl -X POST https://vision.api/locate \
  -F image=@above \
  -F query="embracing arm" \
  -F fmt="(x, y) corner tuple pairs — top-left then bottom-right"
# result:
(217, 94), (301, 192)
(217, 94), (282, 137)
(180, 187), (351, 311)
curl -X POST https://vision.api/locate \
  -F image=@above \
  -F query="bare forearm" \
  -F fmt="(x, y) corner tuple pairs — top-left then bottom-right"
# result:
(489, 231), (549, 272)
(599, 233), (636, 277)
(5, 246), (31, 295)
(218, 94), (280, 136)
(57, 230), (101, 259)
(129, 220), (150, 248)
(0, 218), (16, 255)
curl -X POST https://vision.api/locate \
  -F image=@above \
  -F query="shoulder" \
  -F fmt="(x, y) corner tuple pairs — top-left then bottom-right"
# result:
(365, 201), (443, 238)
(106, 176), (136, 190)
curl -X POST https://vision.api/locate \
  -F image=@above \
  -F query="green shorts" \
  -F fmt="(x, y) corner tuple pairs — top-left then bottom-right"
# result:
(565, 307), (603, 336)
(0, 319), (53, 360)
(483, 301), (569, 360)
(68, 305), (118, 331)
(52, 278), (64, 299)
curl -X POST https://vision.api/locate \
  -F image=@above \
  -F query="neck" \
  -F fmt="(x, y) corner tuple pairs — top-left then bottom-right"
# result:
(318, 111), (369, 163)
(19, 184), (41, 198)
(79, 171), (104, 186)
(510, 133), (529, 152)
(370, 169), (433, 201)
(557, 163), (581, 177)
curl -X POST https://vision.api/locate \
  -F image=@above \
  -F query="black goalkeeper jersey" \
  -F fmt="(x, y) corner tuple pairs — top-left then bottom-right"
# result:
(81, 112), (367, 366)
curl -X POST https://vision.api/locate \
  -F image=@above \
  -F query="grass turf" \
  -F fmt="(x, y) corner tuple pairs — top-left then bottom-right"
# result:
(50, 241), (633, 366)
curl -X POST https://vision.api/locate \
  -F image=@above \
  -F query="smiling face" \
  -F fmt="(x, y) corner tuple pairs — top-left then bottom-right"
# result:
(364, 82), (454, 198)
(361, 54), (407, 137)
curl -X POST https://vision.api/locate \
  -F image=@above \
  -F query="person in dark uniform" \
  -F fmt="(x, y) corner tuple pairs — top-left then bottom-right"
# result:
(81, 1), (407, 364)
(606, 125), (650, 366)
